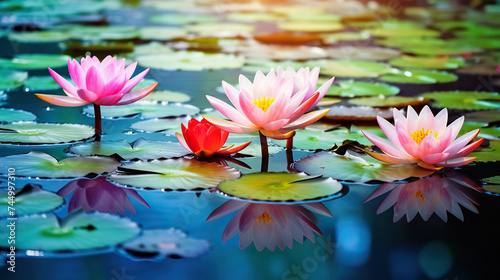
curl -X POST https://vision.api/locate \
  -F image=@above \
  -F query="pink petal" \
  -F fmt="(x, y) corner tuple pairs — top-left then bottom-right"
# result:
(365, 150), (417, 165)
(396, 122), (422, 159)
(437, 157), (476, 167)
(452, 138), (484, 159)
(114, 82), (158, 105)
(434, 108), (448, 134)
(393, 108), (408, 129)
(417, 105), (435, 131)
(238, 74), (253, 97)
(443, 129), (479, 157)
(377, 116), (404, 150)
(287, 91), (321, 123)
(310, 76), (334, 108)
(281, 109), (329, 131)
(262, 119), (289, 131)
(48, 67), (78, 97)
(448, 116), (464, 141)
(417, 161), (441, 170)
(206, 200), (247, 222)
(120, 68), (150, 94)
(260, 129), (295, 140)
(362, 129), (412, 159)
(217, 141), (252, 155)
(222, 80), (242, 111)
(124, 61), (137, 80)
(203, 115), (258, 134)
(68, 59), (85, 89)
(85, 66), (105, 97)
(419, 133), (439, 155)
(35, 94), (89, 107)
(238, 90), (266, 127)
(104, 72), (128, 96)
(175, 132), (193, 153)
(421, 152), (450, 165)
(206, 95), (255, 127)
(77, 88), (99, 103)
(94, 93), (124, 106)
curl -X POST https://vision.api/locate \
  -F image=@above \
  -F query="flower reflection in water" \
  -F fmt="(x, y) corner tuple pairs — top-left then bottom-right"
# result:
(57, 176), (150, 215)
(207, 200), (332, 251)
(364, 172), (483, 222)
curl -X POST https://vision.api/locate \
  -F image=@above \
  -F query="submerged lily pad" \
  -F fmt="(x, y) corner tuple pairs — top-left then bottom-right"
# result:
(218, 172), (342, 202)
(322, 80), (400, 97)
(0, 109), (36, 123)
(8, 31), (71, 43)
(277, 21), (343, 32)
(325, 46), (401, 61)
(141, 90), (191, 103)
(0, 184), (63, 217)
(110, 158), (240, 191)
(23, 76), (63, 91)
(469, 141), (500, 162)
(294, 151), (434, 183)
(70, 138), (187, 160)
(0, 54), (71, 70)
(316, 60), (393, 78)
(0, 212), (140, 251)
(120, 229), (210, 260)
(348, 96), (429, 108)
(0, 123), (94, 144)
(136, 52), (245, 71)
(389, 56), (466, 70)
(0, 152), (119, 178)
(379, 69), (458, 84)
(83, 102), (200, 119)
(421, 91), (500, 110)
(0, 69), (28, 91)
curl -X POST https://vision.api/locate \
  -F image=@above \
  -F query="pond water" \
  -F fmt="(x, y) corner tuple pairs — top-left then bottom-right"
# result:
(1, 0), (500, 279)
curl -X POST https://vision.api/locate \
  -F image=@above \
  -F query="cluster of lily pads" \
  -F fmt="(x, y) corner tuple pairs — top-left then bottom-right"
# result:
(0, 0), (500, 255)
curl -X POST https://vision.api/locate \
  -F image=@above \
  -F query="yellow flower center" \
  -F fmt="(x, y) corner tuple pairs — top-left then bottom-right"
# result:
(253, 97), (275, 113)
(413, 189), (438, 201)
(409, 128), (439, 145)
(255, 211), (275, 224)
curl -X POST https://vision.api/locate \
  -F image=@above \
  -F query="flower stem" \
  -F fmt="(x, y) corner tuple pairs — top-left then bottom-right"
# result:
(94, 103), (102, 141)
(259, 131), (269, 158)
(261, 154), (269, 173)
(286, 136), (293, 150)
(286, 148), (295, 172)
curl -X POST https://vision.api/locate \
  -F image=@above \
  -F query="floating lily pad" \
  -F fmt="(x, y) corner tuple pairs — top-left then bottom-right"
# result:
(226, 12), (284, 22)
(325, 46), (401, 61)
(70, 138), (187, 160)
(469, 141), (500, 162)
(0, 54), (71, 70)
(141, 90), (191, 103)
(184, 23), (254, 36)
(379, 69), (458, 84)
(235, 144), (282, 157)
(242, 58), (309, 73)
(131, 42), (174, 56)
(348, 96), (430, 108)
(130, 118), (187, 132)
(321, 32), (371, 43)
(389, 56), (466, 70)
(457, 63), (500, 75)
(316, 60), (393, 78)
(450, 38), (500, 50)
(238, 45), (327, 61)
(401, 45), (482, 56)
(0, 123), (94, 144)
(464, 111), (500, 125)
(136, 52), (245, 71)
(0, 69), (28, 91)
(149, 14), (218, 25)
(365, 28), (440, 38)
(294, 151), (434, 183)
(109, 158), (241, 191)
(218, 172), (342, 202)
(271, 128), (370, 150)
(0, 109), (36, 123)
(61, 41), (135, 57)
(321, 105), (395, 121)
(322, 80), (400, 97)
(421, 91), (500, 110)
(459, 123), (500, 140)
(120, 229), (210, 260)
(0, 152), (119, 178)
(482, 175), (500, 185)
(0, 184), (63, 217)
(8, 31), (71, 43)
(376, 37), (445, 48)
(138, 26), (187, 40)
(277, 21), (343, 32)
(454, 25), (500, 37)
(0, 212), (140, 251)
(23, 76), (63, 91)
(83, 102), (200, 119)
(59, 25), (139, 41)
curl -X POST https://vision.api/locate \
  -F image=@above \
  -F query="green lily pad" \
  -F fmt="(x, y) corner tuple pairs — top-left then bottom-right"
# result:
(141, 90), (191, 103)
(0, 109), (36, 123)
(0, 69), (28, 91)
(421, 91), (500, 110)
(83, 102), (200, 119)
(217, 172), (343, 202)
(226, 12), (285, 22)
(401, 45), (482, 56)
(322, 80), (400, 97)
(0, 54), (71, 70)
(138, 26), (187, 40)
(294, 151), (434, 183)
(0, 184), (63, 217)
(120, 228), (210, 260)
(235, 143), (282, 157)
(8, 31), (71, 43)
(464, 111), (500, 125)
(348, 96), (429, 108)
(458, 122), (500, 140)
(389, 56), (466, 70)
(365, 28), (440, 38)
(277, 21), (343, 32)
(23, 76), (63, 91)
(454, 25), (500, 37)
(70, 138), (187, 160)
(0, 123), (94, 144)
(379, 69), (458, 84)
(131, 42), (174, 56)
(238, 45), (327, 61)
(321, 105), (395, 121)
(136, 52), (245, 71)
(316, 60), (393, 78)
(482, 175), (500, 185)
(271, 128), (372, 150)
(130, 118), (187, 132)
(184, 23), (254, 36)
(321, 32), (371, 43)
(325, 46), (401, 61)
(0, 212), (140, 251)
(469, 141), (500, 162)
(449, 38), (500, 50)
(109, 158), (241, 191)
(375, 37), (445, 48)
(0, 152), (119, 178)
(149, 14), (218, 25)
(59, 25), (139, 41)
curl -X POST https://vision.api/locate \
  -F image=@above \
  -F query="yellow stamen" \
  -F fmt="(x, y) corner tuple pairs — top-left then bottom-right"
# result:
(414, 189), (425, 201)
(255, 211), (275, 224)
(409, 128), (439, 145)
(253, 97), (275, 113)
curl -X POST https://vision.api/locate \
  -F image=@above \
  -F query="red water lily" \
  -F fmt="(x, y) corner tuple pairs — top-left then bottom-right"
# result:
(175, 118), (251, 158)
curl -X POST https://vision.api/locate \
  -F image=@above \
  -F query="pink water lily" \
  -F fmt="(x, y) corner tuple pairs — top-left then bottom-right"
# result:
(203, 67), (334, 156)
(362, 105), (484, 170)
(35, 55), (158, 139)
(206, 200), (332, 252)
